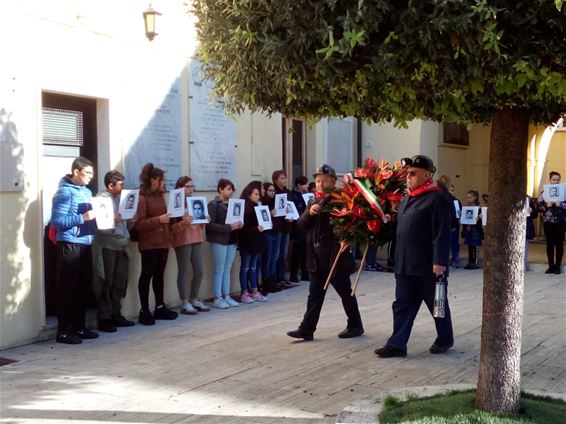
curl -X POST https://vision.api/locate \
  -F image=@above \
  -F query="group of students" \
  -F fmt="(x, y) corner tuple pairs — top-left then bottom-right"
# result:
(50, 157), (314, 344)
(438, 171), (565, 274)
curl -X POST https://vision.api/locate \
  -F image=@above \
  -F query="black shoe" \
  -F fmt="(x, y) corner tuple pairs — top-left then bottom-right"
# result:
(139, 309), (155, 326)
(430, 342), (453, 354)
(98, 319), (117, 333)
(153, 305), (178, 320)
(287, 328), (314, 341)
(75, 328), (99, 339)
(374, 345), (407, 358)
(56, 331), (82, 345)
(554, 268), (561, 274)
(112, 315), (135, 327)
(338, 327), (364, 339)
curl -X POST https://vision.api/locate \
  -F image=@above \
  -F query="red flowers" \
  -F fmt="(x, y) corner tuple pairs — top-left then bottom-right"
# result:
(325, 158), (407, 245)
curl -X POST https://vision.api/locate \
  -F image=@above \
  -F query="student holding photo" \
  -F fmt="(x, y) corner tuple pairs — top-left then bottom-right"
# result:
(461, 189), (483, 270)
(537, 171), (566, 274)
(206, 179), (243, 308)
(171, 176), (210, 315)
(237, 182), (268, 303)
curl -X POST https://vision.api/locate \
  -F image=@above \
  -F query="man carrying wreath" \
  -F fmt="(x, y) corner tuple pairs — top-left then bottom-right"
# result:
(287, 164), (364, 341)
(375, 155), (454, 357)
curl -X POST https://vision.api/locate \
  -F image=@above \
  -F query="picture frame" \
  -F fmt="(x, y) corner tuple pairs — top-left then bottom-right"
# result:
(543, 183), (565, 202)
(285, 201), (300, 220)
(92, 196), (115, 230)
(167, 188), (185, 218)
(481, 207), (487, 226)
(302, 192), (315, 205)
(255, 205), (272, 230)
(274, 193), (288, 217)
(118, 189), (139, 220)
(226, 198), (245, 224)
(187, 196), (208, 224)
(453, 200), (461, 219)
(460, 206), (479, 225)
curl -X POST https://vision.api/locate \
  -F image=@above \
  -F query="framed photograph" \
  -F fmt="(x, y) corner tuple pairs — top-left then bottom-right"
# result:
(543, 183), (565, 202)
(92, 196), (115, 230)
(285, 201), (300, 220)
(255, 205), (272, 230)
(118, 189), (139, 220)
(187, 196), (208, 224)
(453, 200), (461, 219)
(460, 206), (479, 225)
(302, 192), (315, 205)
(481, 207), (487, 226)
(523, 197), (531, 217)
(167, 188), (185, 218)
(274, 193), (288, 217)
(226, 198), (245, 224)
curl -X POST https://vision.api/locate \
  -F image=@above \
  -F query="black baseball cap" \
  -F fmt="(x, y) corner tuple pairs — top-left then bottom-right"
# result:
(400, 155), (436, 173)
(313, 163), (336, 179)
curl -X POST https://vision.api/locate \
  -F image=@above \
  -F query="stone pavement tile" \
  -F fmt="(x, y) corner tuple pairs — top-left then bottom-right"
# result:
(1, 269), (564, 424)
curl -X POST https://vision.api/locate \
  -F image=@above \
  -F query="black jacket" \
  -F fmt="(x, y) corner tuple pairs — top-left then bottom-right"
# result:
(395, 190), (451, 277)
(297, 201), (354, 274)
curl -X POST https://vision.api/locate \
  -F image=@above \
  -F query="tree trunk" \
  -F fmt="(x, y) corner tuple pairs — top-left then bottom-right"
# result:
(475, 107), (529, 413)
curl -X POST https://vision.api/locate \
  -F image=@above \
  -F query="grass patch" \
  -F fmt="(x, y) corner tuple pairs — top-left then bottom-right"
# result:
(378, 390), (566, 424)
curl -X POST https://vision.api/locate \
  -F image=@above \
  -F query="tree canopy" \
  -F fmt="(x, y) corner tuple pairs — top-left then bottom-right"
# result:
(194, 0), (565, 125)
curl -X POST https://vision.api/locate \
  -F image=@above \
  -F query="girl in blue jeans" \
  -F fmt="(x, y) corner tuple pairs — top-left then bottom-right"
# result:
(261, 182), (282, 293)
(238, 183), (267, 303)
(206, 179), (243, 309)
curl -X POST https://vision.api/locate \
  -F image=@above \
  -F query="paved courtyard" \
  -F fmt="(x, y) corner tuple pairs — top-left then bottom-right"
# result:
(1, 266), (565, 423)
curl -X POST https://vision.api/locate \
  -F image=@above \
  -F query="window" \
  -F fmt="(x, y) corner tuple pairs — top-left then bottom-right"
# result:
(42, 107), (84, 146)
(443, 123), (469, 146)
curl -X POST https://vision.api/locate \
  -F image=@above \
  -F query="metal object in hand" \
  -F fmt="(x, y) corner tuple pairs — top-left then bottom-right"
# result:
(433, 275), (446, 318)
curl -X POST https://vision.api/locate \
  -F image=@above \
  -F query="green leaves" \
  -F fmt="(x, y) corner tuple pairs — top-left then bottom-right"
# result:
(193, 0), (566, 125)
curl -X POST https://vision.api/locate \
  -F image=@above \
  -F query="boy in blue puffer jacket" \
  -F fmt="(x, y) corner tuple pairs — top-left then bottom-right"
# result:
(51, 156), (97, 344)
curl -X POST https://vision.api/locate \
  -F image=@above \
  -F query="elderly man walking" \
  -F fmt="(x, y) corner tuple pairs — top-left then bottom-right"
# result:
(375, 155), (454, 358)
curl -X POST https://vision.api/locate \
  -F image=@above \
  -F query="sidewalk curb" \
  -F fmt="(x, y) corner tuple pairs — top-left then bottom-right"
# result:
(336, 384), (566, 424)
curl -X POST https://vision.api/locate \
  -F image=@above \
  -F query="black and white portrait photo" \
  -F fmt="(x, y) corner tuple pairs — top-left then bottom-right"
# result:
(174, 193), (182, 209)
(465, 209), (473, 220)
(254, 205), (272, 230)
(225, 198), (245, 224)
(126, 194), (135, 210)
(460, 206), (479, 225)
(274, 193), (288, 217)
(188, 196), (208, 224)
(118, 189), (139, 220)
(167, 188), (185, 218)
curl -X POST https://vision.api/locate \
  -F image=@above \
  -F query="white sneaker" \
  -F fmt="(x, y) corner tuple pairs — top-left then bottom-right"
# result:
(180, 303), (198, 315)
(212, 297), (229, 309)
(191, 299), (211, 312)
(240, 293), (254, 304)
(224, 296), (239, 307)
(252, 291), (268, 302)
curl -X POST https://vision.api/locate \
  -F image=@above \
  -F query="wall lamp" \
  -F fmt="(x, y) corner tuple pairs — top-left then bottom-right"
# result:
(143, 4), (161, 41)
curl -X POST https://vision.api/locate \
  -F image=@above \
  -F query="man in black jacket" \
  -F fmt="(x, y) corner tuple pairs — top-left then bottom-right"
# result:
(375, 155), (454, 357)
(287, 164), (364, 341)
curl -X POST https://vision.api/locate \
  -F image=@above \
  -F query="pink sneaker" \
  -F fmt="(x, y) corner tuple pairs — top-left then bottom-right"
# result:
(252, 291), (268, 302)
(240, 293), (254, 304)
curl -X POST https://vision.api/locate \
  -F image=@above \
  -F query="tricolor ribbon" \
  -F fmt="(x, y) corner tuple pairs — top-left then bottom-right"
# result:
(343, 173), (386, 222)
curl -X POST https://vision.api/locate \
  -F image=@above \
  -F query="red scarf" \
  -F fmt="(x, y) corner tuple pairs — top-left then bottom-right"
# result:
(408, 178), (441, 197)
(315, 191), (328, 199)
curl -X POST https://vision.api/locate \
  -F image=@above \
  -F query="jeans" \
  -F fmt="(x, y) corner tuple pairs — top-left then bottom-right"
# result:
(210, 242), (237, 297)
(277, 232), (291, 280)
(56, 242), (92, 332)
(174, 243), (204, 300)
(450, 228), (460, 264)
(262, 232), (281, 280)
(239, 253), (261, 292)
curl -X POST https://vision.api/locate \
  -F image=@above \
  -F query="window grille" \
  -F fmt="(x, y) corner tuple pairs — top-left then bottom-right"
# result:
(42, 107), (84, 146)
(443, 123), (469, 146)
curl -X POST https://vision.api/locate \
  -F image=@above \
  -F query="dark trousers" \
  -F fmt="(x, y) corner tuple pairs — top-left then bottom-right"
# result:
(138, 248), (168, 311)
(386, 275), (453, 351)
(56, 242), (92, 332)
(299, 258), (363, 333)
(543, 222), (565, 269)
(289, 239), (308, 279)
(97, 248), (128, 321)
(467, 245), (480, 265)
